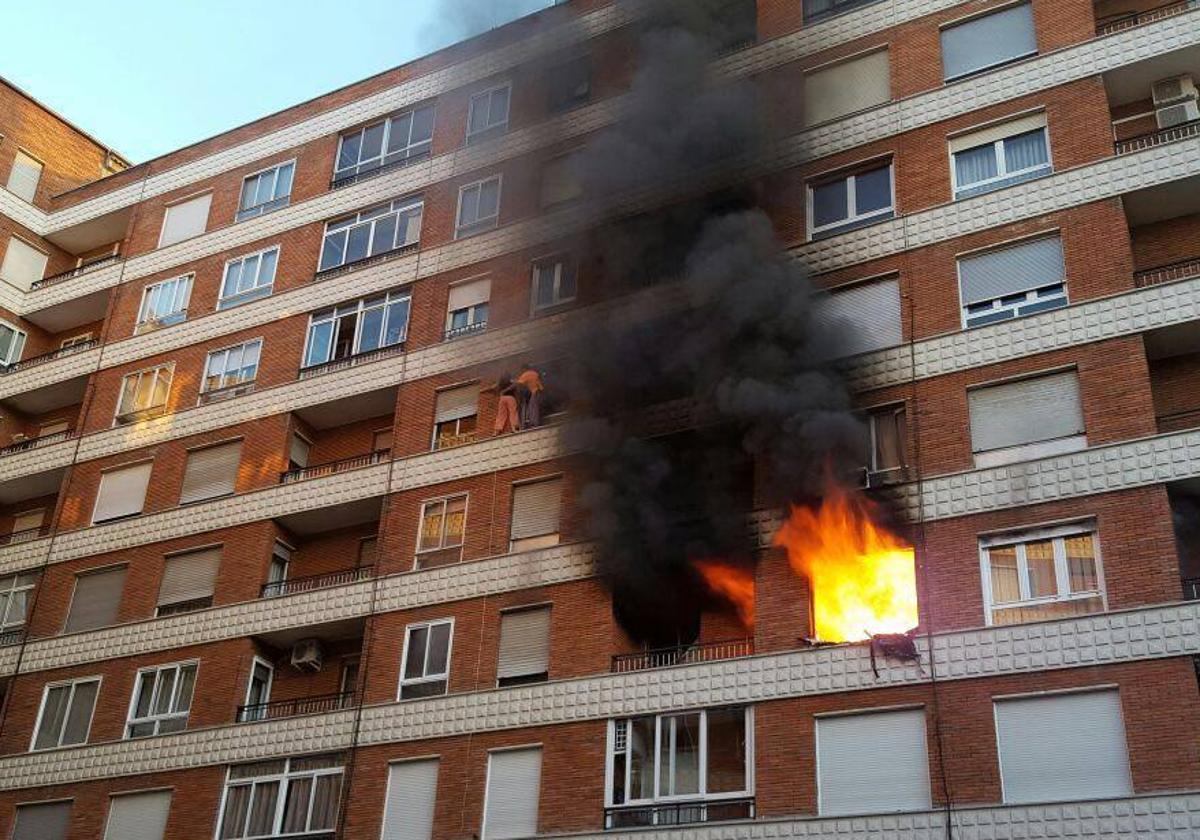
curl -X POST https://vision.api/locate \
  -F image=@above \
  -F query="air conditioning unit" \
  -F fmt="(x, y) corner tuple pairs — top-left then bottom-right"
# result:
(290, 638), (324, 672)
(1157, 99), (1200, 129)
(1152, 74), (1198, 106)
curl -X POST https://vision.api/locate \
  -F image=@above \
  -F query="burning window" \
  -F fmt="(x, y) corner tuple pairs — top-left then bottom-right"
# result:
(981, 523), (1104, 625)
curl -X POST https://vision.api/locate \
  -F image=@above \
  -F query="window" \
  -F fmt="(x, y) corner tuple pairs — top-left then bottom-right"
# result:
(372, 428), (393, 452)
(967, 370), (1085, 467)
(0, 318), (27, 366)
(265, 541), (292, 595)
(606, 708), (751, 823)
(540, 154), (583, 207)
(455, 176), (502, 238)
(958, 234), (1066, 328)
(547, 57), (591, 113)
(237, 161), (294, 221)
(60, 333), (93, 350)
(509, 478), (562, 553)
(815, 708), (930, 816)
(115, 364), (174, 424)
(483, 747), (542, 840)
(994, 690), (1131, 803)
(1, 236), (48, 290)
(32, 677), (100, 750)
(381, 759), (439, 840)
(126, 662), (197, 737)
(0, 572), (36, 634)
(807, 160), (893, 240)
(467, 83), (511, 144)
(63, 565), (127, 632)
(92, 461), (152, 523)
(202, 340), (262, 396)
(318, 197), (424, 272)
(399, 619), (453, 699)
(158, 192), (212, 248)
(136, 274), (193, 333)
(867, 403), (907, 478)
(11, 801), (72, 840)
(103, 790), (172, 840)
(941, 2), (1037, 81)
(531, 255), (577, 311)
(288, 432), (311, 471)
(497, 606), (551, 686)
(804, 49), (891, 126)
(218, 248), (278, 309)
(981, 523), (1104, 625)
(951, 115), (1051, 199)
(7, 150), (43, 203)
(432, 385), (479, 450)
(818, 276), (902, 356)
(802, 0), (882, 23)
(335, 105), (435, 183)
(157, 546), (222, 615)
(302, 291), (412, 369)
(242, 658), (274, 721)
(446, 277), (490, 339)
(217, 755), (343, 839)
(416, 496), (467, 567)
(181, 442), (241, 503)
(358, 536), (378, 567)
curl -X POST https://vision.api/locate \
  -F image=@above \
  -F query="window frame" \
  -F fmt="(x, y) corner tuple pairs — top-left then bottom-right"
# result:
(215, 755), (343, 839)
(114, 363), (175, 425)
(949, 125), (1052, 200)
(398, 618), (455, 699)
(466, 82), (512, 144)
(235, 159), (296, 222)
(157, 191), (212, 249)
(136, 274), (194, 333)
(0, 317), (28, 366)
(333, 104), (435, 182)
(30, 676), (102, 752)
(866, 402), (907, 475)
(805, 160), (895, 240)
(455, 175), (503, 239)
(956, 232), (1068, 330)
(201, 338), (263, 395)
(218, 246), (279, 310)
(317, 196), (424, 273)
(415, 494), (469, 556)
(301, 290), (413, 370)
(0, 572), (36, 632)
(241, 656), (275, 721)
(530, 254), (577, 312)
(7, 147), (44, 203)
(940, 1), (1038, 83)
(124, 660), (198, 739)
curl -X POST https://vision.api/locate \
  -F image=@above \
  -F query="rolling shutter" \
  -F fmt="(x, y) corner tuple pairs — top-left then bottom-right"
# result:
(381, 759), (439, 840)
(157, 548), (221, 609)
(12, 801), (72, 840)
(159, 193), (212, 248)
(817, 708), (931, 816)
(483, 747), (542, 840)
(948, 113), (1047, 155)
(93, 461), (153, 523)
(497, 607), (551, 681)
(994, 690), (1132, 804)
(448, 277), (491, 311)
(12, 509), (44, 534)
(968, 371), (1083, 453)
(804, 49), (891, 126)
(435, 384), (479, 424)
(64, 566), (127, 633)
(1, 236), (49, 290)
(179, 441), (242, 504)
(820, 277), (903, 355)
(7, 151), (44, 203)
(289, 434), (311, 468)
(941, 3), (1036, 80)
(104, 790), (172, 840)
(510, 479), (562, 541)
(958, 235), (1064, 306)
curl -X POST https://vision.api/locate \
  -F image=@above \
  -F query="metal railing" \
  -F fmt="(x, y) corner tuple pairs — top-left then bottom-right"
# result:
(1157, 407), (1200, 434)
(444, 320), (488, 341)
(296, 343), (406, 380)
(30, 253), (121, 291)
(197, 381), (255, 405)
(1114, 118), (1200, 155)
(261, 565), (375, 598)
(1097, 0), (1197, 34)
(312, 241), (419, 282)
(279, 449), (390, 484)
(1135, 256), (1200, 288)
(1, 338), (99, 374)
(0, 523), (52, 546)
(1184, 578), (1200, 601)
(236, 691), (358, 723)
(611, 638), (754, 673)
(330, 151), (432, 190)
(0, 429), (75, 457)
(604, 798), (755, 830)
(433, 430), (478, 450)
(0, 628), (25, 647)
(155, 597), (213, 617)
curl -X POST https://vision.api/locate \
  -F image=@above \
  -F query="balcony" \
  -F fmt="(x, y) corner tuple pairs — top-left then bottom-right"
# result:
(297, 343), (406, 381)
(312, 241), (419, 282)
(28, 253), (121, 292)
(605, 798), (755, 830)
(1135, 255), (1200, 287)
(0, 428), (74, 457)
(1096, 0), (1198, 35)
(611, 638), (755, 673)
(444, 320), (488, 341)
(261, 565), (374, 598)
(0, 628), (24, 647)
(1185, 577), (1200, 599)
(1, 339), (98, 376)
(1115, 118), (1200, 155)
(330, 150), (432, 190)
(236, 691), (357, 723)
(0, 523), (52, 547)
(279, 449), (389, 484)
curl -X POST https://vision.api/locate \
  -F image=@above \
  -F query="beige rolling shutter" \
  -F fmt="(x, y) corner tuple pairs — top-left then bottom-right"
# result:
(816, 708), (932, 815)
(510, 478), (562, 541)
(289, 433), (311, 467)
(158, 193), (212, 248)
(448, 277), (491, 311)
(968, 371), (1083, 453)
(93, 461), (153, 523)
(104, 790), (172, 840)
(804, 49), (891, 126)
(64, 566), (127, 632)
(497, 607), (551, 681)
(949, 112), (1047, 155)
(12, 801), (72, 840)
(1, 236), (49, 290)
(179, 441), (242, 504)
(435, 384), (479, 424)
(12, 509), (44, 534)
(381, 759), (439, 840)
(157, 548), (221, 609)
(7, 151), (44, 203)
(483, 747), (542, 840)
(820, 277), (902, 356)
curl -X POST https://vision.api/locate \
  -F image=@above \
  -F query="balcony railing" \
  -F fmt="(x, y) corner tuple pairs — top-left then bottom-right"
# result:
(261, 565), (375, 598)
(312, 241), (419, 282)
(611, 638), (755, 673)
(30, 254), (121, 291)
(296, 343), (406, 380)
(604, 798), (755, 830)
(433, 430), (479, 450)
(444, 320), (488, 341)
(1115, 118), (1200, 155)
(1097, 0), (1198, 34)
(0, 523), (52, 546)
(1185, 578), (1200, 600)
(330, 151), (432, 190)
(1157, 407), (1200, 434)
(279, 449), (390, 484)
(1135, 256), (1200, 288)
(0, 428), (74, 457)
(0, 627), (25, 647)
(197, 381), (255, 405)
(155, 596), (213, 617)
(236, 691), (358, 723)
(1, 338), (99, 375)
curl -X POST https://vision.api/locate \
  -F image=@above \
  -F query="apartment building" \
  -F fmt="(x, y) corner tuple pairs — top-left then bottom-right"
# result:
(0, 0), (1198, 837)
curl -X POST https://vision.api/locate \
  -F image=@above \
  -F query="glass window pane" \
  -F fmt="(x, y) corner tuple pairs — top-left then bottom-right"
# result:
(1024, 541), (1057, 599)
(152, 669), (176, 715)
(558, 262), (577, 300)
(420, 505), (445, 550)
(274, 163), (294, 199)
(989, 546), (1020, 605)
(346, 224), (371, 264)
(219, 785), (251, 839)
(384, 299), (411, 345)
(337, 132), (362, 172)
(310, 774), (341, 830)
(62, 680), (97, 744)
(491, 87), (510, 124)
(239, 177), (257, 211)
(357, 306), (385, 353)
(670, 714), (701, 796)
(305, 320), (335, 366)
(459, 187), (480, 226)
(854, 166), (892, 214)
(411, 106), (435, 143)
(706, 708), (746, 793)
(361, 123), (385, 162)
(479, 179), (500, 217)
(812, 179), (848, 227)
(257, 250), (278, 288)
(387, 113), (413, 153)
(1003, 129), (1048, 172)
(281, 776), (313, 833)
(133, 671), (155, 718)
(320, 230), (347, 271)
(427, 622), (451, 675)
(35, 686), (69, 749)
(370, 214), (398, 256)
(246, 781), (279, 836)
(1065, 534), (1099, 593)
(405, 626), (429, 678)
(176, 665), (196, 712)
(629, 716), (654, 800)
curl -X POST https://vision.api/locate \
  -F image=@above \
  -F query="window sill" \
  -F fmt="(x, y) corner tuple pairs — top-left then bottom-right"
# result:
(973, 434), (1087, 469)
(954, 166), (1052, 201)
(808, 210), (894, 242)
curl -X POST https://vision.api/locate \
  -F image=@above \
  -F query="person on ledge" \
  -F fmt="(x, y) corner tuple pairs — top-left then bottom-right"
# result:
(516, 363), (544, 429)
(494, 374), (520, 435)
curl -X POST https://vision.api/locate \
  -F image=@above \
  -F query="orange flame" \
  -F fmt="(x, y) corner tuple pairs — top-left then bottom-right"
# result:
(695, 560), (756, 629)
(774, 484), (917, 642)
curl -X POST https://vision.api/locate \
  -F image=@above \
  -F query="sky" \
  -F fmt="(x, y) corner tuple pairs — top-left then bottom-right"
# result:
(4, 0), (556, 163)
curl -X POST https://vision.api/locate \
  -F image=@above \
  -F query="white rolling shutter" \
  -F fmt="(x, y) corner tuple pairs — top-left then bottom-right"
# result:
(1, 236), (49, 290)
(995, 690), (1132, 804)
(804, 49), (891, 126)
(448, 277), (491, 311)
(510, 479), (562, 541)
(941, 3), (1036, 80)
(289, 433), (311, 467)
(816, 708), (931, 816)
(64, 566), (127, 632)
(483, 747), (542, 840)
(104, 790), (172, 840)
(93, 461), (153, 523)
(157, 548), (221, 608)
(958, 235), (1064, 306)
(12, 801), (72, 840)
(435, 384), (479, 424)
(968, 371), (1083, 453)
(381, 759), (439, 840)
(7, 151), (44, 203)
(820, 277), (902, 355)
(158, 193), (212, 248)
(179, 441), (242, 504)
(497, 607), (551, 681)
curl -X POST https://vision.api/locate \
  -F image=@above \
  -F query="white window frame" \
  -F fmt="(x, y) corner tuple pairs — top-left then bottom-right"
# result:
(236, 159), (295, 222)
(0, 318), (28, 366)
(949, 126), (1052, 199)
(940, 1), (1038, 83)
(956, 232), (1068, 330)
(124, 660), (198, 738)
(416, 494), (469, 555)
(301, 290), (413, 369)
(114, 363), (175, 424)
(530, 254), (577, 312)
(215, 755), (343, 839)
(136, 274), (193, 334)
(218, 247), (279, 310)
(157, 191), (212, 249)
(0, 572), (36, 631)
(241, 656), (275, 722)
(455, 175), (503, 239)
(398, 618), (454, 699)
(466, 82), (512, 144)
(806, 160), (895, 240)
(333, 104), (435, 181)
(979, 522), (1107, 626)
(202, 338), (263, 395)
(30, 676), (102, 751)
(318, 196), (424, 272)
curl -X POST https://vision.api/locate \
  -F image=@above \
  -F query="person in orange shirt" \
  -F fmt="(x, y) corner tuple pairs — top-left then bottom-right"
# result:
(516, 363), (544, 428)
(493, 375), (520, 435)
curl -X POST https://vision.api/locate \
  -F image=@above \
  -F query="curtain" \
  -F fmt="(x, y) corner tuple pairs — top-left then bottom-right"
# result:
(955, 144), (998, 187)
(1003, 129), (1048, 172)
(988, 546), (1020, 604)
(218, 785), (250, 839)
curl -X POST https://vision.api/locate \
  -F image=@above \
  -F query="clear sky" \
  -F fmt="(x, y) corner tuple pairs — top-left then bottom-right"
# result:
(4, 0), (555, 163)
